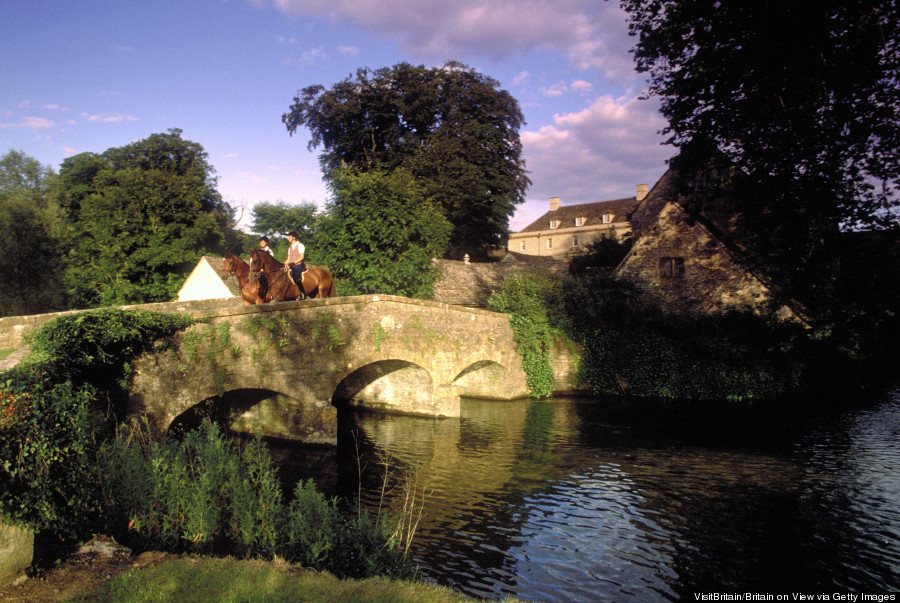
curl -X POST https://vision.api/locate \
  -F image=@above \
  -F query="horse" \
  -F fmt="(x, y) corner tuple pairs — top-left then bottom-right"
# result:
(248, 248), (337, 301)
(221, 251), (268, 305)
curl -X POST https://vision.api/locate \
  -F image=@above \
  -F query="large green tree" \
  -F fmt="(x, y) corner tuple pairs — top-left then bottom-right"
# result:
(58, 129), (234, 307)
(283, 61), (530, 256)
(315, 168), (451, 298)
(0, 150), (66, 316)
(622, 0), (900, 305)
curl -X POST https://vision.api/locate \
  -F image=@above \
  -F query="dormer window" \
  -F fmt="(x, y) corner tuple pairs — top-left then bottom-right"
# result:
(602, 214), (613, 224)
(575, 217), (585, 227)
(550, 219), (559, 229)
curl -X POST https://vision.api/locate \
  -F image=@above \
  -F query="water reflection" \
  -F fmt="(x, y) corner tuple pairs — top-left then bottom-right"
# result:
(269, 387), (900, 600)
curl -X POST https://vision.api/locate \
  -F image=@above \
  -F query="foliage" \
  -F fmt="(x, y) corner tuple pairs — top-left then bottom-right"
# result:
(0, 150), (66, 316)
(487, 271), (565, 397)
(557, 274), (816, 401)
(283, 61), (530, 255)
(249, 201), (318, 246)
(57, 129), (236, 307)
(0, 309), (196, 539)
(101, 420), (417, 579)
(568, 235), (633, 276)
(0, 381), (102, 537)
(621, 0), (900, 309)
(315, 168), (450, 297)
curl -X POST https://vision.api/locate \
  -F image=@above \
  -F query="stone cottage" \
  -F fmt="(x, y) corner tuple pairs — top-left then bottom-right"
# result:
(615, 169), (805, 322)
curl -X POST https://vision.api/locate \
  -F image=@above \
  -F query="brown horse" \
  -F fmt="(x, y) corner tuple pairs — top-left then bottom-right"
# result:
(248, 248), (337, 301)
(221, 251), (268, 305)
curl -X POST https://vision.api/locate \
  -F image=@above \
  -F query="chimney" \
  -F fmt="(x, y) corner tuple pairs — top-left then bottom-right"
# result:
(635, 184), (648, 201)
(550, 196), (561, 211)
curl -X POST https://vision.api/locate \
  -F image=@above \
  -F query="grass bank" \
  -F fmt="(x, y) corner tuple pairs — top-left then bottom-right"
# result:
(70, 556), (480, 603)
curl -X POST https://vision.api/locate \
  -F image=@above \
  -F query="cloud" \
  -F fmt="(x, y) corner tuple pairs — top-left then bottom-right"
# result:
(0, 116), (55, 130)
(263, 0), (637, 82)
(570, 79), (593, 94)
(512, 71), (530, 86)
(337, 45), (359, 56)
(541, 82), (567, 97)
(514, 93), (672, 227)
(82, 113), (138, 123)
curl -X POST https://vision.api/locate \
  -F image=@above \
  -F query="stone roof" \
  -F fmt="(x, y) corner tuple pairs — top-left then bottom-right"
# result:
(518, 197), (638, 233)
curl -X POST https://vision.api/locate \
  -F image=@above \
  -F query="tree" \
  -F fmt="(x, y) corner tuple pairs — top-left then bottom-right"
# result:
(283, 62), (531, 256)
(0, 150), (66, 316)
(621, 0), (900, 306)
(314, 168), (451, 298)
(58, 129), (234, 306)
(250, 200), (318, 238)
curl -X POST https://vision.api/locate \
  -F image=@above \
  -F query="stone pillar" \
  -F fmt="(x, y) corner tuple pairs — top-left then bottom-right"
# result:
(0, 521), (33, 587)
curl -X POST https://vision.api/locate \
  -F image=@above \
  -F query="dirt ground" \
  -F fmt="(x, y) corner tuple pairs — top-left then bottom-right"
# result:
(0, 536), (179, 602)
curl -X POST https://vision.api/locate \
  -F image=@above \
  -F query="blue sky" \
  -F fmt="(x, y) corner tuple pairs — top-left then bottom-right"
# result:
(1, 0), (673, 232)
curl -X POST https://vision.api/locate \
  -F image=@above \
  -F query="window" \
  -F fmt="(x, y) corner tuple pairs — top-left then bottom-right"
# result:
(602, 214), (613, 224)
(659, 256), (685, 278)
(546, 238), (553, 250)
(519, 241), (526, 252)
(572, 236), (579, 247)
(575, 217), (585, 227)
(550, 219), (559, 229)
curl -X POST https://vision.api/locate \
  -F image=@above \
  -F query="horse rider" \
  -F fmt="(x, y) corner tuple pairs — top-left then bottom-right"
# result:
(256, 235), (275, 291)
(258, 235), (275, 257)
(285, 230), (306, 298)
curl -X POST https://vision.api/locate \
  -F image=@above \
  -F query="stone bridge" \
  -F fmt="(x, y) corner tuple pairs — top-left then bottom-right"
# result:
(128, 295), (579, 445)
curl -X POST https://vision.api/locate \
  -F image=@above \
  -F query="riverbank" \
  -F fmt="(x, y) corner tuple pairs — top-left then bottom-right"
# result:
(0, 536), (484, 602)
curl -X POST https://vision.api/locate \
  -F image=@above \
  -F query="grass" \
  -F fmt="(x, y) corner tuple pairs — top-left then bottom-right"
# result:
(0, 348), (15, 361)
(69, 557), (485, 603)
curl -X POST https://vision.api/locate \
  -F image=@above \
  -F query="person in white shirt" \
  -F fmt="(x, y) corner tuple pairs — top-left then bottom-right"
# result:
(284, 231), (306, 296)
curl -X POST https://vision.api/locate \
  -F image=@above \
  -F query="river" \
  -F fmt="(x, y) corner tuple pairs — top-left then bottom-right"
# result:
(268, 386), (900, 600)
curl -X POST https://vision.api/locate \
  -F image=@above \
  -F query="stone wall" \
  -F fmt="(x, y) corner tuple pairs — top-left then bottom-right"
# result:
(0, 297), (245, 351)
(0, 521), (33, 587)
(616, 202), (800, 320)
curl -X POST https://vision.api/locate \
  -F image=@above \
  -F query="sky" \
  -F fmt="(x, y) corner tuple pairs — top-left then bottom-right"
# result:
(1, 0), (673, 232)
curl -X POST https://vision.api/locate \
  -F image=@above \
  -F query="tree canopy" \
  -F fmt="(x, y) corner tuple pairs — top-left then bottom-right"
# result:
(0, 150), (65, 316)
(314, 168), (451, 298)
(283, 61), (530, 256)
(622, 0), (900, 304)
(58, 129), (234, 306)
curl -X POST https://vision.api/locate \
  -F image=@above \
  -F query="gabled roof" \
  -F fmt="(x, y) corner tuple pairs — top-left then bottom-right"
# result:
(518, 197), (638, 233)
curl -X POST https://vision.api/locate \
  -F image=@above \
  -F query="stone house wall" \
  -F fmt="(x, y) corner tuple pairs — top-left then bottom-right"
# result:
(616, 202), (801, 320)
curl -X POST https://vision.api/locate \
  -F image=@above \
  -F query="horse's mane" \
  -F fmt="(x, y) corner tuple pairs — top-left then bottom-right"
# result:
(250, 247), (284, 270)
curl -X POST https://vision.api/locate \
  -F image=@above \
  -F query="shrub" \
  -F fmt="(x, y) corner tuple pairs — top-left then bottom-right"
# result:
(0, 309), (197, 541)
(487, 270), (567, 397)
(101, 420), (417, 579)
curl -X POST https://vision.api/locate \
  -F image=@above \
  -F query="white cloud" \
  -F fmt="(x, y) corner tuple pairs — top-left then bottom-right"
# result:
(337, 45), (359, 56)
(541, 82), (567, 97)
(0, 116), (55, 129)
(300, 47), (325, 63)
(82, 113), (138, 123)
(570, 79), (593, 94)
(514, 93), (672, 228)
(263, 0), (637, 83)
(512, 70), (530, 86)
